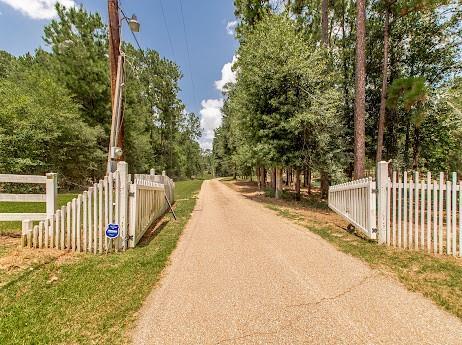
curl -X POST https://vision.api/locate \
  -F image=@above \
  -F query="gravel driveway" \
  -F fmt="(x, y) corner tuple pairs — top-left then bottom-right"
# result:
(132, 179), (462, 344)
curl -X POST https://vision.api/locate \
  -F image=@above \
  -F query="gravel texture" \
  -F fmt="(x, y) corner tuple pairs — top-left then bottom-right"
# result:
(132, 179), (462, 344)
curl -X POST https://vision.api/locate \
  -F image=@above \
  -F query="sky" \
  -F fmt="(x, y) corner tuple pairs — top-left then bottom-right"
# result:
(0, 0), (239, 149)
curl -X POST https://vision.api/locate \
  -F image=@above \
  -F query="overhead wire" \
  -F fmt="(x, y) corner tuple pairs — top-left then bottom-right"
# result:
(159, 0), (177, 61)
(178, 0), (199, 106)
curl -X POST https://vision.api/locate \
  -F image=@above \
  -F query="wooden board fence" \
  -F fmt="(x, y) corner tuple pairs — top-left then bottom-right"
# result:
(0, 172), (57, 221)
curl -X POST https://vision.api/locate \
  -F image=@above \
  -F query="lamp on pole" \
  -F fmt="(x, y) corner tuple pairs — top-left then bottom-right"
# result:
(107, 0), (140, 173)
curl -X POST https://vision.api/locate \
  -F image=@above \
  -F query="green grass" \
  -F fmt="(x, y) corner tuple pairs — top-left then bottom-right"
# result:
(0, 194), (77, 235)
(0, 180), (202, 345)
(266, 204), (462, 319)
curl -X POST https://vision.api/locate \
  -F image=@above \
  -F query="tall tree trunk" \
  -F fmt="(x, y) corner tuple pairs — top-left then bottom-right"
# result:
(275, 168), (283, 199)
(321, 0), (329, 46)
(272, 168), (276, 190)
(404, 118), (411, 170)
(412, 127), (420, 170)
(263, 168), (267, 188)
(354, 0), (367, 179)
(341, 0), (349, 124)
(320, 171), (329, 199)
(295, 168), (301, 201)
(307, 167), (312, 194)
(376, 7), (390, 162)
(303, 168), (307, 187)
(256, 166), (261, 190)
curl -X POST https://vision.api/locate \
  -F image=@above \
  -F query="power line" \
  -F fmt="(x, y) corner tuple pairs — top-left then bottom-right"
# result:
(178, 0), (199, 106)
(159, 0), (177, 61)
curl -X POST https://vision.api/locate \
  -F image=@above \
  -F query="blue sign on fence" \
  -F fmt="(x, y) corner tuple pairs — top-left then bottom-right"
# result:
(105, 224), (119, 239)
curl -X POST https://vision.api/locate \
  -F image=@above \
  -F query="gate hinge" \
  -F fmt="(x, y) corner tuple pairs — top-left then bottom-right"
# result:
(129, 192), (135, 197)
(372, 228), (378, 233)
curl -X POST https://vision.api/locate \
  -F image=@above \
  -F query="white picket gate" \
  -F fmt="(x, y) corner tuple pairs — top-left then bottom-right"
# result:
(328, 178), (377, 239)
(20, 162), (175, 253)
(329, 161), (462, 257)
(128, 171), (175, 247)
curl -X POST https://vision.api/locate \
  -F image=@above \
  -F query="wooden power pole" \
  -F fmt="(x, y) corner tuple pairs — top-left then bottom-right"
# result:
(108, 0), (124, 160)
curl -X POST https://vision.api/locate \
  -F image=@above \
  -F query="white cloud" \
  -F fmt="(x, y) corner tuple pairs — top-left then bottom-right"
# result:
(226, 20), (237, 36)
(0, 0), (75, 19)
(199, 98), (224, 150)
(214, 55), (238, 92)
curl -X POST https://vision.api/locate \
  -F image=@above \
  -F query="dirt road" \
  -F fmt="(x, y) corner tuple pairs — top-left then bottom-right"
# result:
(132, 179), (462, 344)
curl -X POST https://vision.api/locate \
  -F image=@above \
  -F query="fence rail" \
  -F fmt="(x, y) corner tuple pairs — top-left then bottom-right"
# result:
(0, 173), (57, 221)
(19, 163), (175, 253)
(328, 178), (376, 239)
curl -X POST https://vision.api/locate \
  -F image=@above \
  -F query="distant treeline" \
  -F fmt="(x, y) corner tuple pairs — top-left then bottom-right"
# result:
(0, 4), (208, 189)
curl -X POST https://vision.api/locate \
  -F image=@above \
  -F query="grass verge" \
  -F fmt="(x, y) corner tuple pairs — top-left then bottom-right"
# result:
(0, 180), (202, 345)
(224, 179), (462, 320)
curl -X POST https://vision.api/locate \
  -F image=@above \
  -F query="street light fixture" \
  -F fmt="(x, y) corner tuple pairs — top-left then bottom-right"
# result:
(128, 14), (140, 32)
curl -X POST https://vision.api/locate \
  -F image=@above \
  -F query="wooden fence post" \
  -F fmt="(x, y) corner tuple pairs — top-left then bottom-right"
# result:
(117, 161), (129, 250)
(46, 173), (57, 218)
(376, 161), (389, 244)
(150, 168), (155, 176)
(128, 183), (137, 248)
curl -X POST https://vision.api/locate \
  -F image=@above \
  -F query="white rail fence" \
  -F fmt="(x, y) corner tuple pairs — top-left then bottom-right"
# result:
(18, 162), (175, 253)
(329, 161), (462, 257)
(0, 173), (57, 222)
(328, 178), (377, 240)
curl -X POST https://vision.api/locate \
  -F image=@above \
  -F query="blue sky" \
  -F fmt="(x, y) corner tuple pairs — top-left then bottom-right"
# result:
(0, 0), (239, 149)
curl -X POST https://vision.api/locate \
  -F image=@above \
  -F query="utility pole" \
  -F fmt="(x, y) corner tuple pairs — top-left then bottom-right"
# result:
(108, 0), (124, 161)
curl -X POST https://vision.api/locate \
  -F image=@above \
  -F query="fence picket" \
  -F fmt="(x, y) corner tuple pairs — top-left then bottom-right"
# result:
(398, 173), (402, 248)
(77, 195), (82, 252)
(88, 188), (93, 253)
(451, 173), (457, 257)
(66, 202), (71, 249)
(392, 172), (397, 246)
(83, 191), (88, 252)
(439, 173), (444, 254)
(433, 180), (438, 254)
(55, 210), (61, 249)
(446, 180), (451, 255)
(414, 172), (419, 249)
(409, 179), (414, 248)
(104, 176), (109, 252)
(426, 173), (431, 253)
(98, 181), (103, 254)
(403, 173), (408, 248)
(71, 198), (76, 251)
(459, 181), (462, 257)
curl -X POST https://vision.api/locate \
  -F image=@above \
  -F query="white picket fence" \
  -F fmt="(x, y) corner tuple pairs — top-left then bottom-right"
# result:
(0, 173), (57, 222)
(328, 178), (377, 239)
(20, 162), (175, 253)
(329, 161), (462, 257)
